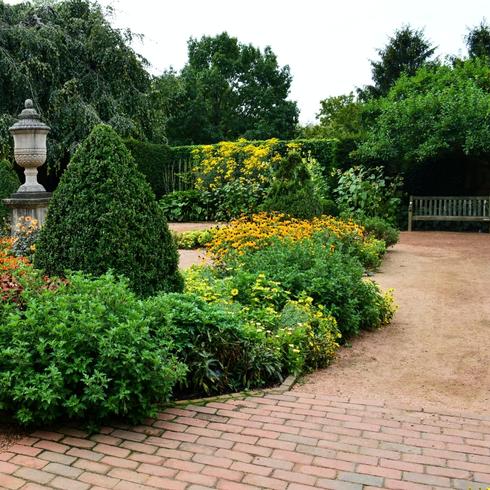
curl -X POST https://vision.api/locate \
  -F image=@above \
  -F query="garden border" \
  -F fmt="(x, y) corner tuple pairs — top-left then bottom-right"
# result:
(170, 374), (297, 408)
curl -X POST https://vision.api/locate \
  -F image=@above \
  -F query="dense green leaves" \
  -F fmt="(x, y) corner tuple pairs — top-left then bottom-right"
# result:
(0, 272), (185, 426)
(124, 138), (176, 198)
(334, 166), (402, 223)
(34, 124), (182, 296)
(357, 59), (490, 165)
(231, 237), (390, 337)
(147, 292), (283, 396)
(0, 159), (20, 226)
(0, 0), (164, 171)
(163, 32), (299, 145)
(262, 151), (325, 219)
(302, 93), (364, 140)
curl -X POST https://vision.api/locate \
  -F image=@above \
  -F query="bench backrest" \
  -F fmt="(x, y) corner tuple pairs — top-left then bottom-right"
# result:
(410, 196), (490, 218)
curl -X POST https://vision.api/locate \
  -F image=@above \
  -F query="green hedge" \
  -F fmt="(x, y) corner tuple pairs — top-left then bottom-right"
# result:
(124, 139), (193, 198)
(171, 138), (339, 180)
(126, 138), (338, 197)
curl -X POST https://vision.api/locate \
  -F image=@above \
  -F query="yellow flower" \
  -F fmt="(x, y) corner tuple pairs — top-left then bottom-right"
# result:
(231, 288), (239, 297)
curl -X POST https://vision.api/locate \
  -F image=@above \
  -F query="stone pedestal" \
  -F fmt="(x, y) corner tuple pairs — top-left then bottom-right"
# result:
(3, 192), (51, 234)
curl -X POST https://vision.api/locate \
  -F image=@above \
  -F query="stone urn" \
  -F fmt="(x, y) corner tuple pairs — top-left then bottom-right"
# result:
(3, 99), (52, 232)
(9, 99), (50, 192)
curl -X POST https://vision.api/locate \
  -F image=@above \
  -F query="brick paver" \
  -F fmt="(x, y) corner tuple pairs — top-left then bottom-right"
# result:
(2, 393), (490, 489)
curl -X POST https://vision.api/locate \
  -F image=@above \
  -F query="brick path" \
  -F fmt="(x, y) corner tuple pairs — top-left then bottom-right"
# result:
(1, 392), (490, 489)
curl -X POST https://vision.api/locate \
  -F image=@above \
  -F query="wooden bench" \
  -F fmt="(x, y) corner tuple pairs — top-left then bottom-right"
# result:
(408, 196), (490, 231)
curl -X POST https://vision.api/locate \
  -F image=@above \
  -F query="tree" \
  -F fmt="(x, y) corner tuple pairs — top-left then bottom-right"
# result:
(163, 32), (299, 145)
(315, 93), (363, 139)
(0, 0), (165, 174)
(35, 125), (182, 296)
(361, 26), (436, 98)
(466, 20), (490, 60)
(356, 59), (490, 166)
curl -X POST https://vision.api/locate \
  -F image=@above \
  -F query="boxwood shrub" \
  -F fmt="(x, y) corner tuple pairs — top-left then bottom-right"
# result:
(35, 125), (182, 296)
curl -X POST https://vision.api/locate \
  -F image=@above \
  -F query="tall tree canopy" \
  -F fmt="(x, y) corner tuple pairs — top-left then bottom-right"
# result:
(163, 32), (299, 145)
(361, 26), (436, 99)
(356, 58), (490, 166)
(0, 0), (165, 171)
(466, 20), (490, 60)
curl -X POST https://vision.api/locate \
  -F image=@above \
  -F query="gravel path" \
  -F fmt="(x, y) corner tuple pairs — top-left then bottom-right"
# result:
(294, 231), (490, 414)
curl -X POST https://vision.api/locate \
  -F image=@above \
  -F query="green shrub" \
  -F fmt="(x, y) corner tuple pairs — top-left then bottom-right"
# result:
(361, 216), (400, 247)
(334, 166), (403, 223)
(146, 292), (282, 396)
(357, 279), (397, 330)
(183, 267), (340, 376)
(347, 235), (386, 270)
(233, 237), (393, 337)
(159, 190), (217, 222)
(276, 299), (340, 373)
(35, 125), (182, 296)
(0, 272), (185, 426)
(0, 159), (20, 227)
(261, 151), (324, 219)
(173, 229), (215, 249)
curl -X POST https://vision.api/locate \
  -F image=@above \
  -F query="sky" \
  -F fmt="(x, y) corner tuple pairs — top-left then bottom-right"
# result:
(7, 0), (490, 123)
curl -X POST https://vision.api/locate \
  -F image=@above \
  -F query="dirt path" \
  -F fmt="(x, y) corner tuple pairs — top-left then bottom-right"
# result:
(294, 231), (490, 414)
(168, 222), (222, 233)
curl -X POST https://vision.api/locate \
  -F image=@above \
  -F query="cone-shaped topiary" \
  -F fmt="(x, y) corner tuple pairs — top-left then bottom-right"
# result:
(261, 151), (324, 219)
(35, 124), (182, 296)
(0, 159), (20, 226)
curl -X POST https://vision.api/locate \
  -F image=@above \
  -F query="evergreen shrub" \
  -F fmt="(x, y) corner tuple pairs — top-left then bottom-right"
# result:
(261, 151), (325, 219)
(35, 125), (182, 296)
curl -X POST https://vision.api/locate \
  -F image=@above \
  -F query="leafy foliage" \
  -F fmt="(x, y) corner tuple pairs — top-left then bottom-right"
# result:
(159, 190), (217, 222)
(147, 292), (282, 396)
(173, 229), (215, 249)
(183, 267), (341, 377)
(124, 138), (175, 198)
(357, 59), (490, 166)
(262, 151), (325, 219)
(334, 166), (402, 223)
(306, 92), (364, 140)
(228, 237), (393, 338)
(360, 216), (399, 247)
(0, 159), (19, 226)
(35, 124), (182, 296)
(0, 272), (185, 426)
(163, 32), (299, 145)
(0, 0), (165, 173)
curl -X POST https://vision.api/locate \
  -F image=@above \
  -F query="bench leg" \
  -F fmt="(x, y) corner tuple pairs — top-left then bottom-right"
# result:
(408, 197), (413, 232)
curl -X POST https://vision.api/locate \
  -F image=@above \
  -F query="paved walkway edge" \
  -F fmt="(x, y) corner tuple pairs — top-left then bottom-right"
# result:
(172, 375), (298, 407)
